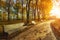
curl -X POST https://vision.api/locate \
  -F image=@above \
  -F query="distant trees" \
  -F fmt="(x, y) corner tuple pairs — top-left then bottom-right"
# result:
(0, 0), (53, 22)
(15, 0), (22, 19)
(0, 0), (7, 21)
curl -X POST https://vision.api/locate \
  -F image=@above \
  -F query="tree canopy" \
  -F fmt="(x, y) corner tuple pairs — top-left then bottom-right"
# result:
(38, 0), (53, 20)
(39, 0), (53, 13)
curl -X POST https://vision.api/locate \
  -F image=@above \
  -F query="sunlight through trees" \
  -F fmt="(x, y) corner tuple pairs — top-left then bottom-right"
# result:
(0, 0), (53, 22)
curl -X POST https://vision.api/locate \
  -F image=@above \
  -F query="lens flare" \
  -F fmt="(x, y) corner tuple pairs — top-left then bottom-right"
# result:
(50, 0), (60, 18)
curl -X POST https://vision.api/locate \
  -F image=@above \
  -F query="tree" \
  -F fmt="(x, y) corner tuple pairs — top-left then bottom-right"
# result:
(0, 1), (6, 8)
(26, 0), (30, 24)
(15, 0), (22, 20)
(38, 0), (53, 20)
(30, 0), (37, 21)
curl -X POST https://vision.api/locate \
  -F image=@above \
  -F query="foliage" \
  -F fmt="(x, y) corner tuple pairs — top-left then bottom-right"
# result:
(39, 0), (53, 20)
(0, 1), (6, 8)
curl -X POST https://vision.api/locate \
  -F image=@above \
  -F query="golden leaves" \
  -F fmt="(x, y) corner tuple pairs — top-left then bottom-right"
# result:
(39, 0), (53, 13)
(0, 1), (6, 7)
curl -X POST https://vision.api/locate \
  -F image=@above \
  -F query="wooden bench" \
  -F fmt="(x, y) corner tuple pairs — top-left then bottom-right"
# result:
(0, 23), (24, 40)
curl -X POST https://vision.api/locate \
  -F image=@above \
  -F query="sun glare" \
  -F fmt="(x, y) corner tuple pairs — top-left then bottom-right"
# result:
(50, 7), (60, 18)
(50, 0), (60, 18)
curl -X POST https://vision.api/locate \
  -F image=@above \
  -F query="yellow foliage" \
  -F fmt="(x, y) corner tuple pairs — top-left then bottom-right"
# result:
(1, 1), (6, 7)
(14, 3), (22, 10)
(38, 0), (53, 20)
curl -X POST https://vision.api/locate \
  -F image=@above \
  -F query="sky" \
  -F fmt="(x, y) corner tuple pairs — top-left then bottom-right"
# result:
(14, 0), (16, 3)
(1, 0), (16, 3)
(50, 0), (60, 18)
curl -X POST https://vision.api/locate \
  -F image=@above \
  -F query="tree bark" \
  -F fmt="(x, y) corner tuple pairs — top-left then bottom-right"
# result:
(8, 0), (10, 20)
(26, 0), (30, 24)
(36, 0), (40, 21)
(22, 0), (23, 21)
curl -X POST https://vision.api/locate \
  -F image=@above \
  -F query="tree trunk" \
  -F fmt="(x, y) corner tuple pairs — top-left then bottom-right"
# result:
(16, 0), (19, 20)
(22, 0), (23, 21)
(8, 0), (10, 20)
(23, 0), (30, 25)
(0, 0), (1, 6)
(36, 0), (40, 21)
(33, 8), (36, 20)
(38, 9), (40, 21)
(26, 0), (30, 24)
